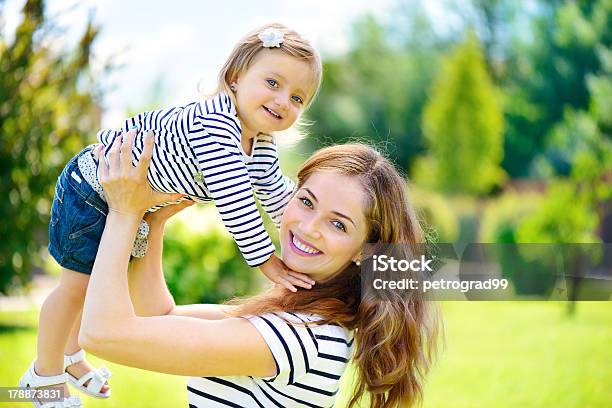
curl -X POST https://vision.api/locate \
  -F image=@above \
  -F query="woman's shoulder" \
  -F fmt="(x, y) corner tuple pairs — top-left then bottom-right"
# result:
(246, 311), (354, 385)
(249, 311), (353, 344)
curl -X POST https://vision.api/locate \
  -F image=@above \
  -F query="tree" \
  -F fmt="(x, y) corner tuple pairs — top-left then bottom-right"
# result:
(305, 10), (444, 171)
(0, 0), (103, 293)
(414, 31), (505, 195)
(503, 0), (611, 177)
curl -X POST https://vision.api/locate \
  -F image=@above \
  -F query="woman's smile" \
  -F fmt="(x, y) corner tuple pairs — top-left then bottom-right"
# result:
(289, 231), (323, 256)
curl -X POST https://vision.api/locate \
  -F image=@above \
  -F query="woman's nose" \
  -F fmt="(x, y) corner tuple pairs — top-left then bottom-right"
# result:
(300, 217), (322, 240)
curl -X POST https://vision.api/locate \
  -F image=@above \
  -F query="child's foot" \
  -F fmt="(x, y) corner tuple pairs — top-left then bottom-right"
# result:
(20, 361), (82, 407)
(65, 359), (110, 394)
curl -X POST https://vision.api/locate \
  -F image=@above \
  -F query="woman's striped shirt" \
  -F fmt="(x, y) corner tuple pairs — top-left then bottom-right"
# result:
(187, 312), (354, 408)
(96, 92), (295, 267)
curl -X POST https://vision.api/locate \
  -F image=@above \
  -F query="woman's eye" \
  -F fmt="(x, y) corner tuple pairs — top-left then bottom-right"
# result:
(332, 220), (346, 232)
(292, 95), (303, 104)
(266, 79), (278, 88)
(300, 197), (313, 208)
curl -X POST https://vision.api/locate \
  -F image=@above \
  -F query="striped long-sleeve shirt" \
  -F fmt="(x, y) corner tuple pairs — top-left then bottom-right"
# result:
(96, 92), (295, 267)
(187, 312), (354, 408)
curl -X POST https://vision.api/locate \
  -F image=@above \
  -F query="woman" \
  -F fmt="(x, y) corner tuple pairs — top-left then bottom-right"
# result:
(76, 132), (441, 407)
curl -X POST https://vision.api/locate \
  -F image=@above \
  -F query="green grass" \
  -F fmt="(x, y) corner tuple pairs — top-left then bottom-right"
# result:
(2, 302), (611, 407)
(335, 302), (612, 408)
(0, 310), (187, 408)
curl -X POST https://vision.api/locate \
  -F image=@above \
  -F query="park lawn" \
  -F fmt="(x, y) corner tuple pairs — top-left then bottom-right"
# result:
(2, 302), (611, 408)
(0, 310), (187, 408)
(335, 301), (612, 408)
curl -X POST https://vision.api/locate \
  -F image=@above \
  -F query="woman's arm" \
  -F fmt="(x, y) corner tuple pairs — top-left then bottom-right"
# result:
(127, 217), (175, 317)
(127, 201), (238, 320)
(80, 130), (276, 378)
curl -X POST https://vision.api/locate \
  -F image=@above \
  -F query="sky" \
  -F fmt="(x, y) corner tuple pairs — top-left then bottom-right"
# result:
(2, 0), (411, 127)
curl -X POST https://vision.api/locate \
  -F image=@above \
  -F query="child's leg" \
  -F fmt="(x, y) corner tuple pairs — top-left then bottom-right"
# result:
(35, 267), (88, 379)
(64, 310), (109, 393)
(65, 310), (83, 356)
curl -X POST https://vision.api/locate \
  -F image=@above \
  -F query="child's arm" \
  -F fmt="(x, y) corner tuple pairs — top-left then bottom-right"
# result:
(252, 149), (296, 230)
(193, 129), (314, 290)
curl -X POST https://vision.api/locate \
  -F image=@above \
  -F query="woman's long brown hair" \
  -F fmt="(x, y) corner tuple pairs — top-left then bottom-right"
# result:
(226, 144), (443, 407)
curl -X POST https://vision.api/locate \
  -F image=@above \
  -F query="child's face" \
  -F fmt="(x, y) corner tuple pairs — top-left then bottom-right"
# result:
(233, 49), (315, 136)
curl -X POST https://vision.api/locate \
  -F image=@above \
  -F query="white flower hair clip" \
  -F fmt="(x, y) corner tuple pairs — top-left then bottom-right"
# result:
(258, 28), (284, 48)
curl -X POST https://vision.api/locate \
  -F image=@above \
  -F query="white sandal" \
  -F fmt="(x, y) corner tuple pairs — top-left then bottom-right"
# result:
(19, 361), (82, 408)
(64, 349), (111, 399)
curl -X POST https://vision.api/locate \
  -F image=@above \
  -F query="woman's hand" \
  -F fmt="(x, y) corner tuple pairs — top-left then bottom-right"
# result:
(96, 129), (184, 217)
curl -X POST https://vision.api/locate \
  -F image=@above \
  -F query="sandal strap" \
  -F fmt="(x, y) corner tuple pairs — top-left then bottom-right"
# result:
(41, 395), (82, 408)
(98, 365), (112, 380)
(80, 367), (109, 394)
(63, 349), (86, 369)
(23, 362), (68, 388)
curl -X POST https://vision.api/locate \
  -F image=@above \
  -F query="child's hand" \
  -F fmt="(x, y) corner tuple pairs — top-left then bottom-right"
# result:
(259, 254), (316, 292)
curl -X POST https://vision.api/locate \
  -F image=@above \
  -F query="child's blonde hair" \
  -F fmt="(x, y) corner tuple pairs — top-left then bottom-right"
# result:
(216, 23), (323, 145)
(217, 23), (322, 108)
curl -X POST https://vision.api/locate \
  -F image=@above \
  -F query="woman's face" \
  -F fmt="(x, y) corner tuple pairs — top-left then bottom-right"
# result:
(279, 170), (369, 282)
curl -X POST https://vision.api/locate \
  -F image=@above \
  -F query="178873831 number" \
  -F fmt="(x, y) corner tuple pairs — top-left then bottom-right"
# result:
(0, 386), (64, 403)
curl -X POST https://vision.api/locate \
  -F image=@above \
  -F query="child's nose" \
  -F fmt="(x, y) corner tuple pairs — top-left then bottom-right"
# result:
(274, 94), (289, 111)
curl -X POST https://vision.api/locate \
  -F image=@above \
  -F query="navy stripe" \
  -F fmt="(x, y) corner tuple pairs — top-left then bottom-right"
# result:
(319, 353), (348, 363)
(260, 316), (295, 384)
(292, 382), (338, 397)
(187, 385), (242, 407)
(315, 334), (355, 346)
(202, 378), (266, 408)
(260, 382), (326, 408)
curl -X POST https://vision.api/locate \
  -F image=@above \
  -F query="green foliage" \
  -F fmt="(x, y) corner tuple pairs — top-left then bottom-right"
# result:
(414, 31), (505, 195)
(479, 191), (543, 243)
(0, 0), (103, 293)
(526, 55), (611, 244)
(305, 0), (610, 186)
(503, 0), (611, 177)
(409, 185), (459, 243)
(305, 12), (442, 170)
(478, 190), (555, 295)
(160, 207), (258, 304)
(516, 181), (600, 244)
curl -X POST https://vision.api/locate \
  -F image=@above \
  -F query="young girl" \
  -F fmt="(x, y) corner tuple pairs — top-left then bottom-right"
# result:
(21, 23), (321, 406)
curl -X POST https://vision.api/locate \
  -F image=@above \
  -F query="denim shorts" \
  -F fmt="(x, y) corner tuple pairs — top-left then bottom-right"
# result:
(48, 146), (108, 274)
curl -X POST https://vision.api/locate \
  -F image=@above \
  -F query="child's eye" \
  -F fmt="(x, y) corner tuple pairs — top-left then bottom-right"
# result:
(266, 79), (278, 88)
(292, 95), (304, 104)
(331, 220), (346, 232)
(299, 197), (313, 208)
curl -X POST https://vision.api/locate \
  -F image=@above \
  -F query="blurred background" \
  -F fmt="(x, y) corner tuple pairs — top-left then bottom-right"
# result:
(1, 0), (610, 407)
